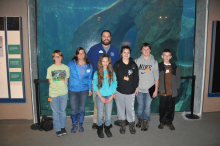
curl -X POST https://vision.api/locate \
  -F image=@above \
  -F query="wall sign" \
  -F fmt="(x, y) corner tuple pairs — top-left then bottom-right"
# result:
(0, 17), (25, 103)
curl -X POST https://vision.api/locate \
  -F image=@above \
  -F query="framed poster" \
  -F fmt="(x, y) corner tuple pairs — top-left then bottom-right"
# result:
(0, 17), (25, 103)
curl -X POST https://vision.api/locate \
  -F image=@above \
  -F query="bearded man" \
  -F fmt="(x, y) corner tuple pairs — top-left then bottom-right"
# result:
(87, 30), (120, 129)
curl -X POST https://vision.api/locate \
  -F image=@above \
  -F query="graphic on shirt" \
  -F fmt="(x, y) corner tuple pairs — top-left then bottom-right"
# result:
(138, 64), (152, 74)
(52, 70), (66, 81)
(110, 52), (114, 56)
(128, 70), (133, 76)
(124, 76), (129, 81)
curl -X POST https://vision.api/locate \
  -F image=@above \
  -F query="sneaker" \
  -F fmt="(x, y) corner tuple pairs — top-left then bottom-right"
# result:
(168, 124), (175, 130)
(61, 128), (68, 135)
(56, 131), (62, 137)
(158, 123), (165, 129)
(92, 123), (97, 129)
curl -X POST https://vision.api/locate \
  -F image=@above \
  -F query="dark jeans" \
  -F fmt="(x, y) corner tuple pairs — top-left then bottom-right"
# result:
(69, 90), (88, 115)
(159, 95), (175, 124)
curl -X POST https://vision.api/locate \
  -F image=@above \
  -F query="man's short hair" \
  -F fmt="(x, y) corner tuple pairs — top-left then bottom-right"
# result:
(141, 42), (151, 50)
(101, 30), (111, 37)
(162, 49), (171, 54)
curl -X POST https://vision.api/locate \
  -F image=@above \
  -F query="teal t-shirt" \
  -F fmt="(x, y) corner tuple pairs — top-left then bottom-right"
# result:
(92, 69), (117, 96)
(46, 64), (70, 97)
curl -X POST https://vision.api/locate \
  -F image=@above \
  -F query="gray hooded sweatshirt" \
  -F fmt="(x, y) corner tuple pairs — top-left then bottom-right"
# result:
(135, 54), (159, 93)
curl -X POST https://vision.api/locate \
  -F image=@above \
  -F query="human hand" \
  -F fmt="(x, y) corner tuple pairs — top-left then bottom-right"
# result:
(89, 90), (92, 96)
(113, 94), (117, 99)
(100, 97), (106, 103)
(106, 97), (113, 103)
(135, 89), (138, 97)
(152, 90), (158, 98)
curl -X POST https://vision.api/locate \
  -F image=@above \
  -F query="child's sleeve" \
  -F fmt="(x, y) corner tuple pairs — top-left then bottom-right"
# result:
(112, 72), (118, 94)
(66, 66), (70, 79)
(153, 60), (159, 79)
(46, 67), (51, 79)
(132, 63), (139, 90)
(88, 65), (93, 91)
(134, 58), (138, 64)
(67, 61), (71, 67)
(176, 67), (181, 89)
(92, 71), (98, 92)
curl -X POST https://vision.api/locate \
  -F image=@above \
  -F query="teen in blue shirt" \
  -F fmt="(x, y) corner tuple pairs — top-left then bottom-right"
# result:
(92, 54), (117, 138)
(67, 47), (93, 133)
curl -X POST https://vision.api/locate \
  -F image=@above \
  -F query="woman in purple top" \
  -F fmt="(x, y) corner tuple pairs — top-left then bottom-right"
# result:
(67, 47), (93, 133)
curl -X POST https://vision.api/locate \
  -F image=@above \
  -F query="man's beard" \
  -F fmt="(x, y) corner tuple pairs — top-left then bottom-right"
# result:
(101, 39), (111, 46)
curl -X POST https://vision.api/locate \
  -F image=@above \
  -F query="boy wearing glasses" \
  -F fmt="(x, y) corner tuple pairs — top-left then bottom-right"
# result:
(46, 50), (70, 137)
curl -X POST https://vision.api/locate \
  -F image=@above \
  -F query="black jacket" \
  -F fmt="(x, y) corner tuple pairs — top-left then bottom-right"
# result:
(113, 58), (139, 94)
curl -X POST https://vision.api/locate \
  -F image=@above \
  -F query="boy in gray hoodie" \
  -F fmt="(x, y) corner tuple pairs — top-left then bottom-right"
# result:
(135, 43), (159, 131)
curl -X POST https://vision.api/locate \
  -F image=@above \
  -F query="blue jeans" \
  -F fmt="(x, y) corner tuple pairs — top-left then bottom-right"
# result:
(137, 92), (152, 121)
(50, 93), (68, 132)
(96, 95), (113, 126)
(69, 90), (88, 115)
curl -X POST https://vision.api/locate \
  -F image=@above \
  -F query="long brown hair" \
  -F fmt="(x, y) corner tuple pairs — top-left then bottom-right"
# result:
(97, 54), (114, 88)
(71, 47), (92, 67)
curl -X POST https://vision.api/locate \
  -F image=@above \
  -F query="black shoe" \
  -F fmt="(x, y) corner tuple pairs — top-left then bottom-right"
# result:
(158, 123), (165, 129)
(97, 125), (104, 138)
(92, 123), (97, 129)
(105, 122), (113, 128)
(61, 128), (68, 135)
(168, 124), (175, 130)
(56, 131), (62, 137)
(104, 125), (112, 137)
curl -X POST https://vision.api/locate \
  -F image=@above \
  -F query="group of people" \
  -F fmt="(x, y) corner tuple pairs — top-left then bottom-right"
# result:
(46, 30), (181, 138)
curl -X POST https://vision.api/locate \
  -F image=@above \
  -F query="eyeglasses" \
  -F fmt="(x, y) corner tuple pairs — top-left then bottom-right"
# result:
(54, 56), (62, 58)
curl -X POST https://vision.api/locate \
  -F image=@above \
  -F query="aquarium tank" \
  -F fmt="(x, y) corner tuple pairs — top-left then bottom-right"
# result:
(37, 0), (195, 116)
